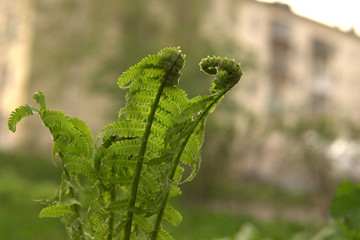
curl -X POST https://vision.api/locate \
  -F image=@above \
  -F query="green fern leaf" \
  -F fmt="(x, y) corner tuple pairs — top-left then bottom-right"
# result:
(52, 135), (67, 166)
(49, 125), (91, 160)
(163, 205), (182, 226)
(62, 156), (95, 179)
(119, 104), (150, 121)
(105, 138), (141, 157)
(96, 121), (145, 143)
(32, 90), (47, 110)
(8, 104), (38, 132)
(133, 214), (152, 232)
(39, 204), (74, 218)
(107, 200), (129, 212)
(99, 176), (133, 185)
(158, 228), (175, 240)
(118, 65), (165, 89)
(180, 95), (214, 121)
(118, 47), (185, 89)
(71, 117), (94, 157)
(40, 110), (71, 129)
(139, 170), (160, 196)
(145, 152), (174, 166)
(162, 87), (188, 111)
(100, 155), (137, 167)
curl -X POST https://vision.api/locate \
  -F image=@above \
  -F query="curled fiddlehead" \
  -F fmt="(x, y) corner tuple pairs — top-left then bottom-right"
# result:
(200, 56), (243, 92)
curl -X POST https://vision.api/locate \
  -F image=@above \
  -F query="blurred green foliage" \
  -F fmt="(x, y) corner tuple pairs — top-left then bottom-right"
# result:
(0, 150), (319, 240)
(3, 150), (360, 239)
(0, 151), (66, 240)
(330, 181), (360, 239)
(30, 0), (227, 104)
(167, 204), (316, 240)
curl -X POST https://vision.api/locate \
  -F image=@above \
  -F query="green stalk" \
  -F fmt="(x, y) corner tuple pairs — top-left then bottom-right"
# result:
(62, 164), (85, 239)
(107, 167), (117, 240)
(150, 91), (227, 240)
(124, 53), (182, 240)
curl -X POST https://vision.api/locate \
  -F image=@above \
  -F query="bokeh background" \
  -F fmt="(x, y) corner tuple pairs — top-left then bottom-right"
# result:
(1, 0), (360, 239)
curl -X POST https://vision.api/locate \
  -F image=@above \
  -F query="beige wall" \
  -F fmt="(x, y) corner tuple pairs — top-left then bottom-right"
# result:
(0, 0), (33, 149)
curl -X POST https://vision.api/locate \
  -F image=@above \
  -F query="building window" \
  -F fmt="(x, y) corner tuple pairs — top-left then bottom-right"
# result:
(312, 39), (331, 78)
(310, 38), (333, 115)
(269, 21), (291, 113)
(270, 21), (291, 88)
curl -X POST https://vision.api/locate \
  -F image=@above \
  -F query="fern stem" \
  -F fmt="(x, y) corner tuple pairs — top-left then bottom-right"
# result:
(124, 53), (183, 240)
(151, 91), (227, 240)
(62, 164), (85, 238)
(107, 167), (117, 240)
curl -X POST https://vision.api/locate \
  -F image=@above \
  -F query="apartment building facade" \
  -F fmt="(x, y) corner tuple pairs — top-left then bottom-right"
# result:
(201, 0), (360, 187)
(203, 0), (360, 121)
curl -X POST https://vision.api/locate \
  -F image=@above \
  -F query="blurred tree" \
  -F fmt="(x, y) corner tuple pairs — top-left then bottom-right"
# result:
(26, 0), (244, 154)
(30, 0), (222, 114)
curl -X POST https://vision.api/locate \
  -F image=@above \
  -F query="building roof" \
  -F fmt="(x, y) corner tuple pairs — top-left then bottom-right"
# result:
(255, 0), (360, 40)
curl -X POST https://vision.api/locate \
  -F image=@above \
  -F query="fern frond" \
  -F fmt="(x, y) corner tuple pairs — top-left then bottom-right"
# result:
(99, 176), (133, 185)
(119, 104), (150, 122)
(163, 205), (182, 226)
(133, 214), (152, 233)
(145, 152), (174, 166)
(71, 117), (94, 157)
(107, 200), (129, 212)
(40, 110), (71, 129)
(162, 87), (188, 111)
(32, 90), (47, 110)
(180, 125), (205, 184)
(106, 138), (141, 157)
(96, 121), (144, 143)
(9, 48), (243, 240)
(52, 135), (67, 166)
(100, 155), (137, 167)
(50, 127), (91, 160)
(168, 184), (182, 199)
(118, 47), (185, 89)
(118, 64), (165, 89)
(8, 104), (38, 132)
(139, 170), (160, 196)
(200, 56), (243, 92)
(39, 204), (74, 218)
(181, 95), (215, 121)
(127, 77), (162, 93)
(158, 228), (175, 240)
(62, 155), (95, 179)
(121, 47), (186, 240)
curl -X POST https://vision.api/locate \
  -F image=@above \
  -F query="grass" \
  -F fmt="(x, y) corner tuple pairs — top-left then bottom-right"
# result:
(0, 150), (67, 240)
(166, 203), (317, 240)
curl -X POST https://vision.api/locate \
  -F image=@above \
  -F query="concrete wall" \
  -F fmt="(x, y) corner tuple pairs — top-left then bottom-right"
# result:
(0, 0), (33, 149)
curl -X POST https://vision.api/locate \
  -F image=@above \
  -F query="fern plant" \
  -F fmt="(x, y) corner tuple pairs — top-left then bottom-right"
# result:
(8, 47), (243, 240)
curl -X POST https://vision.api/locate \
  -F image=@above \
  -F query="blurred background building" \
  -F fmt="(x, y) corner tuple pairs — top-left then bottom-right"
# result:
(203, 0), (360, 120)
(200, 0), (360, 192)
(2, 0), (360, 148)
